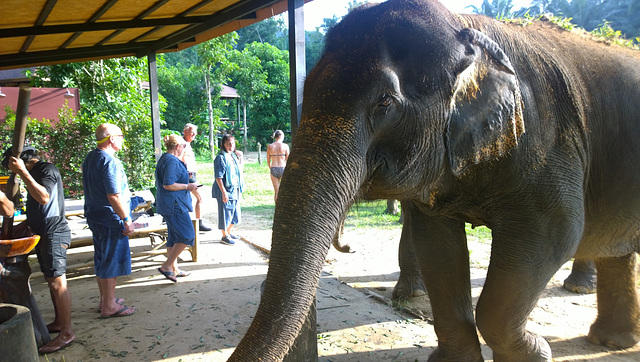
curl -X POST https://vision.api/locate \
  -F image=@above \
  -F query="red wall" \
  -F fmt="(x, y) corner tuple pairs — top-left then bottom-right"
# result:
(0, 87), (80, 123)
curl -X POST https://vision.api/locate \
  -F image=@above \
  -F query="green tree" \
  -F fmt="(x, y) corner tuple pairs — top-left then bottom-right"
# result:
(236, 17), (288, 51)
(28, 57), (165, 192)
(241, 42), (291, 146)
(163, 46), (200, 68)
(0, 105), (100, 197)
(229, 43), (272, 153)
(158, 64), (206, 132)
(516, 1), (639, 37)
(470, 0), (517, 18)
(196, 33), (239, 158)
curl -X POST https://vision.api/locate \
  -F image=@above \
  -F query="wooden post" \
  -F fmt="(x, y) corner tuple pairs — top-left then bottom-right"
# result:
(1, 86), (31, 239)
(190, 218), (199, 263)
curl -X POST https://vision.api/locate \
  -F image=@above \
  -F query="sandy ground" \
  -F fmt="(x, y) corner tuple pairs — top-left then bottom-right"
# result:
(28, 153), (640, 361)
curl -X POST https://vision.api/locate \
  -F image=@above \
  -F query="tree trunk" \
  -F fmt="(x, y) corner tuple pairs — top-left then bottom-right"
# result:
(204, 69), (215, 159)
(243, 101), (248, 154)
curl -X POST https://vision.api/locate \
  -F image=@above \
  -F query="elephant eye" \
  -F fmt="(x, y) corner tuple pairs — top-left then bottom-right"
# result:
(378, 95), (392, 108)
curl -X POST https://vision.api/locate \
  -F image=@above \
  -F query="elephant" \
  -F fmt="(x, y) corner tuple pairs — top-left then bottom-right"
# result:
(229, 0), (640, 361)
(392, 202), (596, 299)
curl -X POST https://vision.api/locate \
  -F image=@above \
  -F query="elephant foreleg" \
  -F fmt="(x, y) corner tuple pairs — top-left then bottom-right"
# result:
(588, 254), (640, 348)
(410, 208), (482, 362)
(393, 201), (426, 299)
(563, 258), (596, 294)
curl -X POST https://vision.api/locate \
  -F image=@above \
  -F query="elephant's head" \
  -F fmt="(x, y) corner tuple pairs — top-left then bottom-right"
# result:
(229, 0), (524, 359)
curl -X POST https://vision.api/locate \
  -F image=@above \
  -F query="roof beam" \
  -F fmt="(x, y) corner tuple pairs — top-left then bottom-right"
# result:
(0, 16), (212, 38)
(0, 41), (155, 68)
(60, 0), (119, 50)
(130, 0), (214, 43)
(138, 0), (271, 56)
(95, 0), (169, 47)
(20, 0), (58, 52)
(178, 0), (215, 17)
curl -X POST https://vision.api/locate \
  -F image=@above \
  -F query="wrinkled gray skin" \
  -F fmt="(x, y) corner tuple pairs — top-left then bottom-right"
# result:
(333, 201), (596, 299)
(331, 201), (594, 298)
(392, 205), (596, 298)
(229, 0), (640, 361)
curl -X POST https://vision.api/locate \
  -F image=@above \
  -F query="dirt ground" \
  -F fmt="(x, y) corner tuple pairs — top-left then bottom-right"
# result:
(29, 154), (640, 362)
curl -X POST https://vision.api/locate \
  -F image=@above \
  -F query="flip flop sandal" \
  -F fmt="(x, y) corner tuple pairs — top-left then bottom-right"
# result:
(175, 271), (191, 277)
(38, 339), (75, 354)
(100, 305), (136, 319)
(158, 267), (177, 282)
(98, 297), (125, 313)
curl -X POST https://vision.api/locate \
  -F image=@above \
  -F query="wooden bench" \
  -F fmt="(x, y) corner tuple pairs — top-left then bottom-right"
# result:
(69, 218), (199, 262)
(3, 197), (200, 262)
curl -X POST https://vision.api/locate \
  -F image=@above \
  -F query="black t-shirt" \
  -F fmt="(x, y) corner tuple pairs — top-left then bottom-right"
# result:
(26, 161), (70, 236)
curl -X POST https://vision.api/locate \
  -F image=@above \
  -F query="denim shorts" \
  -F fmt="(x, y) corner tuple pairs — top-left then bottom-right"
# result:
(88, 221), (131, 279)
(36, 230), (71, 278)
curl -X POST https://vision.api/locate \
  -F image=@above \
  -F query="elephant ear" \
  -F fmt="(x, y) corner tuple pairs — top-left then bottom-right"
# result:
(446, 28), (525, 177)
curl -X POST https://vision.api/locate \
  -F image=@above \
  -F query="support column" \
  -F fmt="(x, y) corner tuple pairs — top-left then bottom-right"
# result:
(148, 52), (162, 162)
(288, 0), (306, 137)
(285, 1), (316, 360)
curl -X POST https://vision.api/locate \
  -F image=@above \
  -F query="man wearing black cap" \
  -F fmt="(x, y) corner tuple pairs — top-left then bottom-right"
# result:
(7, 147), (75, 353)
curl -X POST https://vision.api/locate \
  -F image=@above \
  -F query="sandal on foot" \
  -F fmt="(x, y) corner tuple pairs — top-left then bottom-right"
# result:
(38, 338), (75, 354)
(158, 267), (177, 282)
(98, 297), (125, 312)
(100, 305), (136, 319)
(175, 270), (191, 277)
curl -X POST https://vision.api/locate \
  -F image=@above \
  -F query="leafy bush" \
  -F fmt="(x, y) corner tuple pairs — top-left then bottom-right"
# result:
(0, 105), (98, 197)
(24, 57), (162, 195)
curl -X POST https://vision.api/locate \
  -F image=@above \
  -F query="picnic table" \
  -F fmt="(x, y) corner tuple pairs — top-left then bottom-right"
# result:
(64, 198), (199, 262)
(2, 196), (199, 262)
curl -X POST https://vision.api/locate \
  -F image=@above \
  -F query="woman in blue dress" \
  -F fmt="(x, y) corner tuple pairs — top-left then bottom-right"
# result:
(155, 134), (198, 282)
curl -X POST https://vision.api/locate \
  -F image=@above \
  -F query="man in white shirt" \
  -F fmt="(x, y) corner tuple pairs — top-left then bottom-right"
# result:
(181, 123), (212, 231)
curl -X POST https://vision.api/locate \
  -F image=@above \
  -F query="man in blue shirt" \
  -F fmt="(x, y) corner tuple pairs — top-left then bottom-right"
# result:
(82, 123), (135, 318)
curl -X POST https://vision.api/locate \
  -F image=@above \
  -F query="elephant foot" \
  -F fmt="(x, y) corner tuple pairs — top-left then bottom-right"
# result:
(392, 275), (427, 299)
(427, 347), (484, 362)
(588, 319), (640, 349)
(562, 272), (596, 294)
(492, 334), (552, 362)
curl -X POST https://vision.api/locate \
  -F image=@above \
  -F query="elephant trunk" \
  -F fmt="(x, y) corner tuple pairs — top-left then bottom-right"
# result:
(229, 133), (364, 361)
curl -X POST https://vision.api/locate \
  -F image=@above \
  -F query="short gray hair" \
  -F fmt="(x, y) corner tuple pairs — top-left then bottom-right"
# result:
(183, 123), (198, 133)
